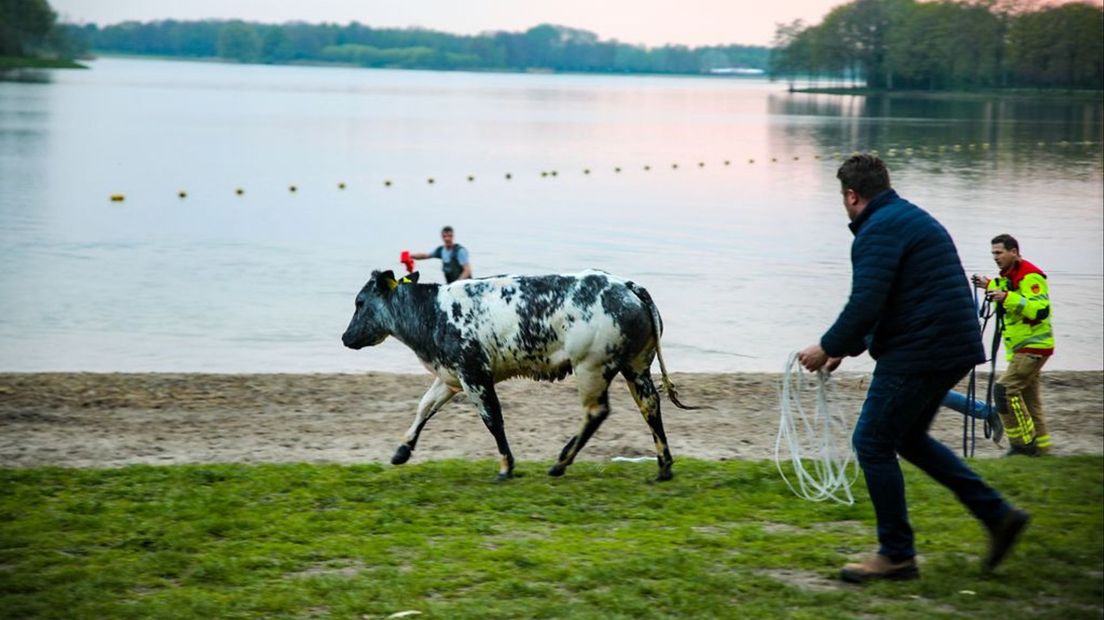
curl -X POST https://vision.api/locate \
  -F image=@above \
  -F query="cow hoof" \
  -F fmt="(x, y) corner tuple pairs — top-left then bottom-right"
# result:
(495, 472), (515, 482)
(655, 469), (674, 482)
(391, 445), (412, 465)
(547, 464), (566, 477)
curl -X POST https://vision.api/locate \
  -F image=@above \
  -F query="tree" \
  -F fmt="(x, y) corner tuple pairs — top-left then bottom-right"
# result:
(1008, 3), (1103, 88)
(0, 0), (57, 56)
(770, 19), (807, 87)
(217, 21), (261, 63)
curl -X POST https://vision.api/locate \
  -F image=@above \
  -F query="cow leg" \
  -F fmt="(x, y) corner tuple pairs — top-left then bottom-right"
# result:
(549, 365), (614, 477)
(461, 376), (515, 481)
(624, 369), (674, 481)
(392, 377), (459, 465)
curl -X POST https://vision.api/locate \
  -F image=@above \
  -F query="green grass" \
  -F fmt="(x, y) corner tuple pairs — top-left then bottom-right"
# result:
(1, 457), (1100, 619)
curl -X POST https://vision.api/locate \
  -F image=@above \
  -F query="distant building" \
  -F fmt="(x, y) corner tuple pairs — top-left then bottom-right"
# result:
(708, 67), (766, 76)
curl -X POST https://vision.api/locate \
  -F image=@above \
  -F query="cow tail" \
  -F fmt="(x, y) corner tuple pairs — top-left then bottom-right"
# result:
(626, 282), (700, 410)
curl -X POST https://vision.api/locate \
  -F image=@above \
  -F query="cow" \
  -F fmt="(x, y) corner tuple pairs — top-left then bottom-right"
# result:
(341, 269), (695, 481)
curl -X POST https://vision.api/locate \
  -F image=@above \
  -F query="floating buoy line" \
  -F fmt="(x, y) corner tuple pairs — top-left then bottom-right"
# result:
(107, 140), (1101, 203)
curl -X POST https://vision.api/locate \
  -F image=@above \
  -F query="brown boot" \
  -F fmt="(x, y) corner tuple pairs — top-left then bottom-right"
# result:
(840, 554), (919, 584)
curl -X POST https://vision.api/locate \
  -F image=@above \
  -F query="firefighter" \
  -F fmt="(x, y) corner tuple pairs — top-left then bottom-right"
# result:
(972, 234), (1055, 456)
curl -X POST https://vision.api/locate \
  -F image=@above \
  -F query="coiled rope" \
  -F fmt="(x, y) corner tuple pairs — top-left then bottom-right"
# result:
(775, 351), (859, 505)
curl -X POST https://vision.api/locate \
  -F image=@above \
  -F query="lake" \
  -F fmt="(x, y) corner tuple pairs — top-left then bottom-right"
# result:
(1, 57), (1101, 373)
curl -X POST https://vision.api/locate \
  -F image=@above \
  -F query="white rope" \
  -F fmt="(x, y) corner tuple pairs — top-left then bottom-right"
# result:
(775, 351), (860, 505)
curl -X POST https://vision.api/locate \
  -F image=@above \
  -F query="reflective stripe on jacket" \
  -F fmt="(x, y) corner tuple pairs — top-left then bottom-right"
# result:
(989, 259), (1054, 360)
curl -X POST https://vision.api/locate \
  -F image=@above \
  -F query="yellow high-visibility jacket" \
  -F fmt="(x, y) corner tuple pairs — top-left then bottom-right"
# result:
(988, 259), (1054, 360)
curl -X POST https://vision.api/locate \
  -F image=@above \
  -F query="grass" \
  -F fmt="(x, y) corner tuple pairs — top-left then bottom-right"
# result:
(1, 457), (1100, 619)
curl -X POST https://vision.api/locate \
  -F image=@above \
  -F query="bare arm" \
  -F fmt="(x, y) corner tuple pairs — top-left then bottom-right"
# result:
(410, 252), (432, 260)
(459, 263), (473, 280)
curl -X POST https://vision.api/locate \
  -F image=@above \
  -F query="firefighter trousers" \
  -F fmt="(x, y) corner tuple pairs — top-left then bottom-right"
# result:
(996, 352), (1051, 450)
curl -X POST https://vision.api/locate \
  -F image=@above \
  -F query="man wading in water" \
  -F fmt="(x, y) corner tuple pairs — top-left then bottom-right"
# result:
(410, 226), (472, 283)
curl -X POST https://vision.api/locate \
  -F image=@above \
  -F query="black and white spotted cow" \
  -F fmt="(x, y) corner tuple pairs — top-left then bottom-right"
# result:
(341, 269), (695, 481)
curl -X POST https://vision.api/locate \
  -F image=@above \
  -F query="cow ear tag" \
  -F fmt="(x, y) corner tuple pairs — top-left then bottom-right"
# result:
(377, 270), (398, 292)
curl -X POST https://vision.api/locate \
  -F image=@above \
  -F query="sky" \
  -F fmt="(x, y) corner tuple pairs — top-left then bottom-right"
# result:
(50, 0), (860, 47)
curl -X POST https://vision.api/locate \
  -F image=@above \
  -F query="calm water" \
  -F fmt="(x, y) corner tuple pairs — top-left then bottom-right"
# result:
(1, 57), (1101, 373)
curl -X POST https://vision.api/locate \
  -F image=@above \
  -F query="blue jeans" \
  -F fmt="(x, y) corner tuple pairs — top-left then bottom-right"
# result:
(942, 391), (993, 420)
(854, 370), (1011, 560)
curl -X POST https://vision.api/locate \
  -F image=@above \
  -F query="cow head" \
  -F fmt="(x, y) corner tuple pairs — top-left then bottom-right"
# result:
(342, 270), (419, 349)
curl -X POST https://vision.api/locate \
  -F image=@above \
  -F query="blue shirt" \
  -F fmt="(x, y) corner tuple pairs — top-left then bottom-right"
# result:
(430, 245), (469, 266)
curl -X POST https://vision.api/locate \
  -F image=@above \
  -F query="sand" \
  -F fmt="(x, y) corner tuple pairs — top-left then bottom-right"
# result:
(0, 371), (1100, 469)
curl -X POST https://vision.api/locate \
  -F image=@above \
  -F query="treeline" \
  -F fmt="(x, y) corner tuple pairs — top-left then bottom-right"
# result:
(772, 0), (1103, 90)
(1, 0), (83, 59)
(60, 20), (770, 75)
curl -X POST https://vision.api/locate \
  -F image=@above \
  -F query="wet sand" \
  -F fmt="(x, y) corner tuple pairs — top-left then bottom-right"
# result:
(1, 371), (1100, 468)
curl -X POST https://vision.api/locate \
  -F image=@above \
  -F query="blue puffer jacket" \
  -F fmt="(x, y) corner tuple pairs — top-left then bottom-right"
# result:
(820, 189), (985, 374)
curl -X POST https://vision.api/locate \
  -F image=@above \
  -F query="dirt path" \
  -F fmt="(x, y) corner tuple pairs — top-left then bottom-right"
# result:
(1, 371), (1100, 468)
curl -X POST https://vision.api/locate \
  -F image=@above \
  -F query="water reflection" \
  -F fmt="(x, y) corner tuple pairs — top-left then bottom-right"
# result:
(0, 58), (1100, 372)
(768, 92), (1104, 164)
(0, 69), (54, 84)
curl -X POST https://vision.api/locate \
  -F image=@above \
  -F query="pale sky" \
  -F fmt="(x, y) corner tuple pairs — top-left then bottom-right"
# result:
(51, 0), (857, 47)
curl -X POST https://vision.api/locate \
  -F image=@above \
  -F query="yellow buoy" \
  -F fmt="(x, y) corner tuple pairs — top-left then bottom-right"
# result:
(110, 193), (125, 202)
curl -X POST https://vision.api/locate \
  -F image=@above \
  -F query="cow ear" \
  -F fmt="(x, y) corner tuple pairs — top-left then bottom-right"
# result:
(376, 270), (398, 293)
(402, 271), (420, 284)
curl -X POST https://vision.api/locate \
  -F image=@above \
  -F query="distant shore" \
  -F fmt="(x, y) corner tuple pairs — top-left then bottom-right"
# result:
(0, 56), (86, 70)
(790, 86), (1104, 100)
(1, 371), (1099, 468)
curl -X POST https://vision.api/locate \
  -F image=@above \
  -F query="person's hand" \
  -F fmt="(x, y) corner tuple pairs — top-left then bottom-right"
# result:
(986, 289), (1007, 303)
(798, 343), (829, 372)
(971, 274), (990, 289)
(825, 356), (843, 373)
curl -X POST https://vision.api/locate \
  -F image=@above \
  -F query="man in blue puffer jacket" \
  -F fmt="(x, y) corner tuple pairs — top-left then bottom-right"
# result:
(798, 154), (1030, 583)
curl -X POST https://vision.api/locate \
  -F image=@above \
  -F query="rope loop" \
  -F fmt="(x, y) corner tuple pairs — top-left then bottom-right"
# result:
(775, 351), (859, 505)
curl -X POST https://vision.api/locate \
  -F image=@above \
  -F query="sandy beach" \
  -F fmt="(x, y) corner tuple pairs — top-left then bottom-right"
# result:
(0, 371), (1100, 469)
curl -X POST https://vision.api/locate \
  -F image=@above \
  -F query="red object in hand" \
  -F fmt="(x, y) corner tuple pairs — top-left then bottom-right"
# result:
(400, 250), (415, 274)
